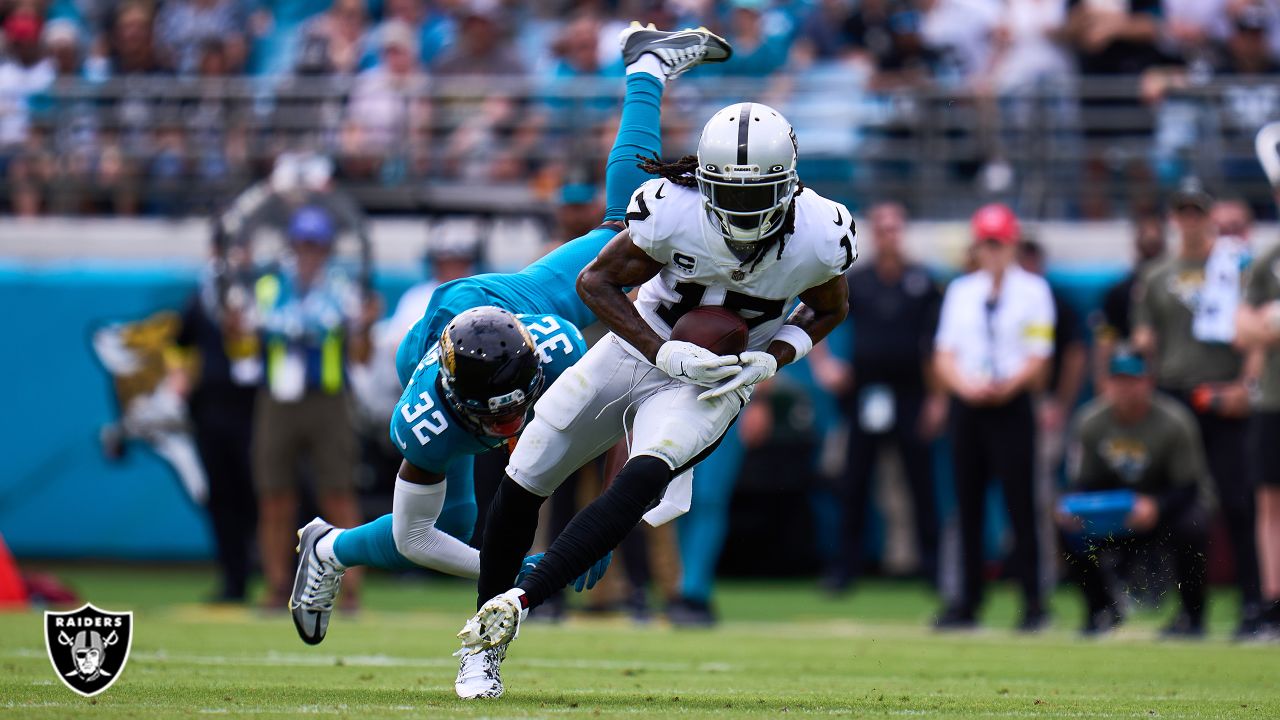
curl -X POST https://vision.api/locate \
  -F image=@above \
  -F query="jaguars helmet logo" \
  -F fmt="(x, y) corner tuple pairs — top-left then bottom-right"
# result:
(439, 329), (457, 377)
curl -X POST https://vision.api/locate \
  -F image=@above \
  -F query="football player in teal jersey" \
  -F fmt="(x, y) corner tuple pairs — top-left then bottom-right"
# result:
(288, 24), (732, 646)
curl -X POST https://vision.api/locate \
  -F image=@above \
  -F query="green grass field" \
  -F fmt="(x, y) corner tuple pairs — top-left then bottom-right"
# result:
(0, 566), (1276, 719)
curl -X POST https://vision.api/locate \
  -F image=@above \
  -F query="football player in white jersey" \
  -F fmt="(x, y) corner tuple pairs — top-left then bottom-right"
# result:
(453, 102), (857, 698)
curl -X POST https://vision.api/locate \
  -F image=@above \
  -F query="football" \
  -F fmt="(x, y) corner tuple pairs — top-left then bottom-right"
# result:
(670, 306), (749, 356)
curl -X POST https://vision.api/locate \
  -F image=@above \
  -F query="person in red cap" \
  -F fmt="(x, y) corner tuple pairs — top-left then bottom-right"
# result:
(931, 203), (1056, 631)
(0, 7), (54, 215)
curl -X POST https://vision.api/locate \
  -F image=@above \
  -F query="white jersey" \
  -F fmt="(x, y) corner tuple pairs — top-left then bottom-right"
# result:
(624, 178), (857, 352)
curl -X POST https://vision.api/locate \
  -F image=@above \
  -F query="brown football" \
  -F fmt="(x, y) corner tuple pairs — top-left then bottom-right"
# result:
(670, 306), (749, 356)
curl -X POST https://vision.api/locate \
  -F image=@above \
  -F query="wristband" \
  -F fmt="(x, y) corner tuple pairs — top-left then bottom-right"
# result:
(772, 324), (813, 361)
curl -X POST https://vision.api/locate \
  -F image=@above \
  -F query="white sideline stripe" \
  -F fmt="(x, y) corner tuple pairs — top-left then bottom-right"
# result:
(2, 648), (731, 673)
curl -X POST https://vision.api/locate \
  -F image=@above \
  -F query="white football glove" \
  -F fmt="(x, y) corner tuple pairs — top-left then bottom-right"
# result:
(698, 351), (777, 400)
(655, 340), (741, 386)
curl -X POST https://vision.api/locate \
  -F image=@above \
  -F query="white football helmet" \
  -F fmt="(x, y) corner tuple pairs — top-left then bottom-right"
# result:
(695, 102), (799, 245)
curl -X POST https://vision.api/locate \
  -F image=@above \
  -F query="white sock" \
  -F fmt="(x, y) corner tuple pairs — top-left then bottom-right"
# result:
(626, 54), (666, 84)
(315, 528), (344, 569)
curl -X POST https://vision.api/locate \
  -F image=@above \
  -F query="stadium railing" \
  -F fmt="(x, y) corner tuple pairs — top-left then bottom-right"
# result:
(5, 74), (1276, 218)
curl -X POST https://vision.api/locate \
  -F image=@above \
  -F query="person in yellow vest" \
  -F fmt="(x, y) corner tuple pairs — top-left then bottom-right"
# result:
(252, 206), (376, 610)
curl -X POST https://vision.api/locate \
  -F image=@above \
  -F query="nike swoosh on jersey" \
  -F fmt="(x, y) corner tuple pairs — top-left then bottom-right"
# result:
(833, 208), (844, 226)
(393, 425), (407, 450)
(655, 183), (667, 199)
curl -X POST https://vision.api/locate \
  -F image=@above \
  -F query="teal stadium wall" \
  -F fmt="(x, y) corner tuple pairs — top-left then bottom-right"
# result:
(0, 263), (416, 560)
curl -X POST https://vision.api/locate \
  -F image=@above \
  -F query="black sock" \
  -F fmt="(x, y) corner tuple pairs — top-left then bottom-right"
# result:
(517, 456), (672, 608)
(476, 475), (546, 610)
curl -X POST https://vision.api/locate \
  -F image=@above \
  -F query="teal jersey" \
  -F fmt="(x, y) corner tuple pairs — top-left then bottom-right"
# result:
(395, 226), (618, 386)
(390, 313), (588, 474)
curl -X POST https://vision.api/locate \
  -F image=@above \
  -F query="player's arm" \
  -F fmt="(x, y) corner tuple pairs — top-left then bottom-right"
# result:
(580, 230), (741, 385)
(390, 459), (479, 577)
(700, 275), (848, 401)
(766, 274), (849, 368)
(577, 229), (667, 361)
(400, 459), (444, 485)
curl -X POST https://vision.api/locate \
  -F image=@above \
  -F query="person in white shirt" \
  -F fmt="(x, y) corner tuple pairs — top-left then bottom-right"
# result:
(932, 203), (1056, 631)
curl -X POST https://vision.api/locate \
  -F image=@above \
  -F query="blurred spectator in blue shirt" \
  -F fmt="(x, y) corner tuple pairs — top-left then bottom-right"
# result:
(798, 0), (856, 62)
(714, 0), (793, 77)
(363, 0), (456, 70)
(542, 15), (622, 124)
(432, 0), (523, 77)
(155, 0), (247, 75)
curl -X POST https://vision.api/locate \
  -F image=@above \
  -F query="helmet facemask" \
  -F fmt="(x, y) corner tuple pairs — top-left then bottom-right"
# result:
(440, 363), (544, 438)
(696, 162), (797, 250)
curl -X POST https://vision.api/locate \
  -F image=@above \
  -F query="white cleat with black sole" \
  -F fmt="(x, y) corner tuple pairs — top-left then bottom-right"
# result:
(618, 21), (733, 80)
(289, 517), (344, 645)
(454, 644), (507, 699)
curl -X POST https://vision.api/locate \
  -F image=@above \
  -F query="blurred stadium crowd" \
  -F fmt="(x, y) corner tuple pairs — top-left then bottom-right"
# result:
(3, 0), (1280, 216)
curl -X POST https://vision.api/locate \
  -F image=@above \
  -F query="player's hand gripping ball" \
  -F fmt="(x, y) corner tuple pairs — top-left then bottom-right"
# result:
(699, 351), (777, 400)
(656, 341), (740, 386)
(658, 306), (749, 386)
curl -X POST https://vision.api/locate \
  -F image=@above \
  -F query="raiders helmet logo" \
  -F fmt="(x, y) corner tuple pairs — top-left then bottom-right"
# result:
(44, 604), (133, 697)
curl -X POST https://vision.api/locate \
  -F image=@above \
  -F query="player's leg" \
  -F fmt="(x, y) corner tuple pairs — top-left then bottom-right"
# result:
(831, 422), (879, 591)
(673, 429), (742, 624)
(1165, 503), (1209, 633)
(1061, 532), (1122, 634)
(510, 379), (742, 611)
(894, 389), (940, 586)
(603, 23), (731, 221)
(310, 392), (363, 607)
(326, 456), (476, 570)
(513, 27), (731, 332)
(291, 456), (479, 645)
(253, 393), (302, 608)
(1257, 411), (1280, 630)
(992, 397), (1043, 630)
(456, 340), (637, 699)
(941, 402), (988, 627)
(1202, 415), (1262, 635)
(472, 338), (638, 610)
(600, 67), (665, 223)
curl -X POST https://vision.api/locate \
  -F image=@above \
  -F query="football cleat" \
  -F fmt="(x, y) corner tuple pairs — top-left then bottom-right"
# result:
(457, 589), (528, 656)
(619, 21), (732, 80)
(289, 517), (345, 645)
(455, 644), (507, 699)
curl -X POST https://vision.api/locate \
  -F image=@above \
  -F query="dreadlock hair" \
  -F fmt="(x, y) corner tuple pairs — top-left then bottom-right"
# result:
(636, 153), (700, 188)
(635, 153), (806, 273)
